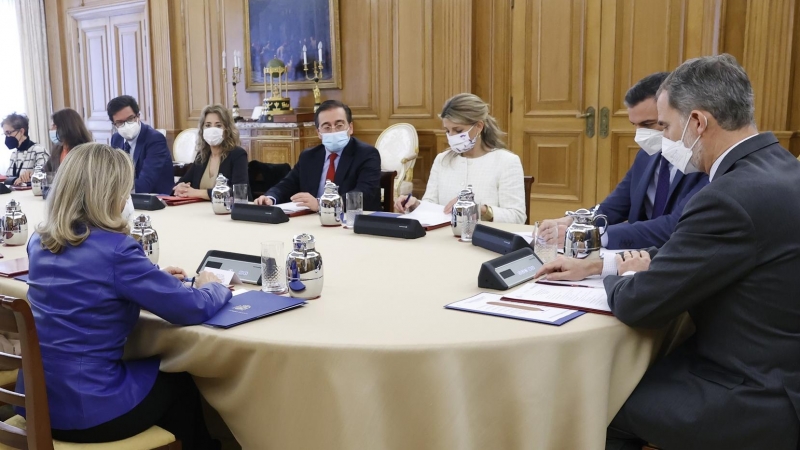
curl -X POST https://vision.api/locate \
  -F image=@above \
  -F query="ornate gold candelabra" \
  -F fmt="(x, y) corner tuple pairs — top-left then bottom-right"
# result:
(302, 43), (324, 111)
(230, 66), (242, 121)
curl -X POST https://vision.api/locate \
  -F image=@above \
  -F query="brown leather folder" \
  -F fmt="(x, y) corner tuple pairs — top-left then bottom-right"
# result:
(0, 258), (29, 278)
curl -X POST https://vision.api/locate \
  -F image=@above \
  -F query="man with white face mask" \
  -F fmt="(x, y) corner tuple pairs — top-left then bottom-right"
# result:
(108, 95), (174, 195)
(537, 54), (800, 450)
(539, 73), (708, 249)
(254, 100), (381, 211)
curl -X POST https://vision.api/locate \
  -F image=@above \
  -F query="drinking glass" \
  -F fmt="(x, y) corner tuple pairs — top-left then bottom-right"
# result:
(533, 221), (558, 263)
(233, 184), (249, 204)
(345, 191), (363, 229)
(261, 241), (287, 294)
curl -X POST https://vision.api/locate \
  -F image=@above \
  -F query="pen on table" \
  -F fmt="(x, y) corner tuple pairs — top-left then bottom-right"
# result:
(535, 280), (597, 289)
(184, 277), (195, 287)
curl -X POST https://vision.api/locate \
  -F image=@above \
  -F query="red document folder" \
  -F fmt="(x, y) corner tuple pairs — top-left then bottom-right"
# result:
(0, 258), (29, 278)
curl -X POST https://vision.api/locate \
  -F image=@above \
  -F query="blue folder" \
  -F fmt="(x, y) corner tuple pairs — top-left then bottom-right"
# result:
(204, 290), (305, 329)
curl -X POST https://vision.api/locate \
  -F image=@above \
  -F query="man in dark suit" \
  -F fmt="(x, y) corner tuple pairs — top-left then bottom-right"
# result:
(108, 95), (174, 195)
(254, 100), (381, 211)
(540, 73), (708, 249)
(536, 54), (800, 449)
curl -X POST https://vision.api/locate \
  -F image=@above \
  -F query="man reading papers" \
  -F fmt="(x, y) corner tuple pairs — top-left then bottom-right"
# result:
(536, 54), (800, 450)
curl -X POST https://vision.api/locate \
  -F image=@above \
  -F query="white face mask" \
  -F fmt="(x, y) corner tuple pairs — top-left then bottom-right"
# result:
(203, 127), (224, 146)
(122, 196), (136, 225)
(446, 125), (478, 154)
(661, 117), (702, 174)
(117, 120), (141, 141)
(634, 128), (663, 156)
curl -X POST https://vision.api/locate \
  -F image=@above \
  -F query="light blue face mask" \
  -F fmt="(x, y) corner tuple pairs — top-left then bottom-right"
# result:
(321, 130), (350, 153)
(49, 129), (60, 145)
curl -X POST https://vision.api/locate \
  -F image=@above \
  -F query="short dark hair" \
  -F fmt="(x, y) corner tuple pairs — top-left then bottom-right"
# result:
(106, 95), (140, 122)
(52, 108), (93, 148)
(624, 72), (670, 108)
(314, 100), (352, 128)
(1, 113), (29, 137)
(658, 54), (755, 131)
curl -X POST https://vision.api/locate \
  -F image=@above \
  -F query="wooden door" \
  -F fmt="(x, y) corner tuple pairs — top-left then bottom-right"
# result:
(68, 1), (152, 145)
(510, 0), (603, 221)
(595, 0), (694, 200)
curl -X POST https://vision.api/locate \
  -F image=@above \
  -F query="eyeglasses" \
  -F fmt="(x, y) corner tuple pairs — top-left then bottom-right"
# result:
(2, 129), (18, 137)
(319, 123), (348, 133)
(112, 115), (139, 128)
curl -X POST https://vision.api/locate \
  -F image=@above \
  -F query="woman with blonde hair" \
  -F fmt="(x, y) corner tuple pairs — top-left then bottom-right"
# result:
(173, 104), (249, 200)
(24, 143), (230, 447)
(394, 93), (526, 223)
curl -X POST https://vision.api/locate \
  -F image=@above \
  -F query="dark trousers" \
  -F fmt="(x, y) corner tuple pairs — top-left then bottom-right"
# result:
(51, 372), (219, 450)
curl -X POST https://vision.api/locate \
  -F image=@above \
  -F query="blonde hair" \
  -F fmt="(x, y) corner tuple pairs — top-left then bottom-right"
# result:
(38, 143), (134, 253)
(195, 104), (240, 164)
(439, 93), (506, 150)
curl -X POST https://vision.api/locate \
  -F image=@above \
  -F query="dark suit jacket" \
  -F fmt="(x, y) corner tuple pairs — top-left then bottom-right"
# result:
(599, 149), (708, 249)
(266, 137), (382, 211)
(177, 147), (250, 199)
(603, 133), (800, 449)
(110, 123), (174, 195)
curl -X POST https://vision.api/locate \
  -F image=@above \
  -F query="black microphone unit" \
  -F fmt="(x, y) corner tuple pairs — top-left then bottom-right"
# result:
(471, 223), (531, 255)
(231, 203), (290, 224)
(131, 194), (166, 211)
(353, 214), (426, 239)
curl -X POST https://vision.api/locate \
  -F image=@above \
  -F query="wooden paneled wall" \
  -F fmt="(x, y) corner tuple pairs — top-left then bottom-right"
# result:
(44, 0), (800, 197)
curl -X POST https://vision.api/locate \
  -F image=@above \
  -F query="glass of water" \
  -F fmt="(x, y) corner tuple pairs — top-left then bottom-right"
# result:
(533, 221), (558, 263)
(345, 191), (363, 229)
(261, 241), (287, 294)
(233, 184), (249, 204)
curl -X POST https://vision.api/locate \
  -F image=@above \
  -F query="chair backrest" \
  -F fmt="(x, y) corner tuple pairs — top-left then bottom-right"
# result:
(155, 129), (167, 137)
(375, 124), (419, 190)
(380, 171), (396, 212)
(524, 176), (534, 225)
(172, 128), (199, 163)
(0, 297), (53, 450)
(248, 161), (292, 198)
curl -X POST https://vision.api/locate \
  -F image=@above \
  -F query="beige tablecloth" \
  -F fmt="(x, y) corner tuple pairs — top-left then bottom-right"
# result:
(0, 192), (681, 450)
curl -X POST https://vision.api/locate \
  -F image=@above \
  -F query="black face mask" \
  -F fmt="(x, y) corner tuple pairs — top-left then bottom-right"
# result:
(4, 135), (18, 150)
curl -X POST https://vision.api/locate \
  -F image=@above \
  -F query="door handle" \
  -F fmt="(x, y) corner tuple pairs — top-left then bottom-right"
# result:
(576, 107), (596, 138)
(599, 107), (610, 138)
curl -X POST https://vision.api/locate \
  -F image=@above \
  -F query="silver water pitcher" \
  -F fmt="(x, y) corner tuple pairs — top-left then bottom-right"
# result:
(451, 185), (478, 239)
(286, 233), (323, 299)
(318, 180), (343, 227)
(31, 165), (45, 196)
(564, 206), (608, 258)
(211, 174), (232, 215)
(2, 199), (27, 247)
(130, 214), (159, 264)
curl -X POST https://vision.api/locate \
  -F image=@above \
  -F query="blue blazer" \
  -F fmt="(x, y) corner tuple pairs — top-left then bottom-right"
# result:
(18, 230), (231, 430)
(599, 149), (708, 249)
(266, 137), (382, 211)
(111, 123), (174, 195)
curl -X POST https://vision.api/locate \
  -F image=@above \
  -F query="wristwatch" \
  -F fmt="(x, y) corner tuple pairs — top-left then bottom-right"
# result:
(483, 205), (494, 222)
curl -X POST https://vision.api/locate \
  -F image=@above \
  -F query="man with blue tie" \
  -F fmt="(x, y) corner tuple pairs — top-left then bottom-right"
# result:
(540, 72), (709, 249)
(108, 96), (174, 195)
(254, 100), (382, 211)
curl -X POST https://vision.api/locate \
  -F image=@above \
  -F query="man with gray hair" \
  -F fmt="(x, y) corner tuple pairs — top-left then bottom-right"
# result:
(536, 54), (800, 448)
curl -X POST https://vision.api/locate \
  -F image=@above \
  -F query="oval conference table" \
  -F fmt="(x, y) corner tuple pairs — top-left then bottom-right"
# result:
(0, 191), (689, 450)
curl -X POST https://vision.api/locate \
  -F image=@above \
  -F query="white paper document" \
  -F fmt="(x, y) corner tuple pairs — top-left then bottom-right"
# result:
(445, 293), (583, 325)
(275, 202), (310, 213)
(398, 201), (450, 227)
(536, 275), (606, 289)
(514, 231), (533, 244)
(203, 268), (242, 285)
(503, 282), (612, 313)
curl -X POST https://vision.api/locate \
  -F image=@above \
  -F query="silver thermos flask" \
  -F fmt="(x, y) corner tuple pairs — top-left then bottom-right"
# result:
(451, 185), (478, 239)
(318, 180), (343, 227)
(286, 233), (323, 299)
(211, 174), (232, 215)
(130, 214), (160, 264)
(2, 199), (27, 247)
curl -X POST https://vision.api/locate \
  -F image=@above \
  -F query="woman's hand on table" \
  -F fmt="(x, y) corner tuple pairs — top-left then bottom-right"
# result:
(173, 182), (191, 197)
(394, 194), (418, 213)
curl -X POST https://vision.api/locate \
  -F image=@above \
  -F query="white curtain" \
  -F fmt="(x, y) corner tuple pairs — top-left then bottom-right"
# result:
(0, 0), (25, 173)
(14, 0), (51, 148)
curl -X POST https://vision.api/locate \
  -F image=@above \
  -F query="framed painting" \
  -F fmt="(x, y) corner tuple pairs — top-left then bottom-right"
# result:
(244, 0), (342, 92)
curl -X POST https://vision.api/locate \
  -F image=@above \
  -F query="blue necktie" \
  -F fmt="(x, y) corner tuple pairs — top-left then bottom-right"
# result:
(652, 156), (671, 219)
(123, 142), (131, 154)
